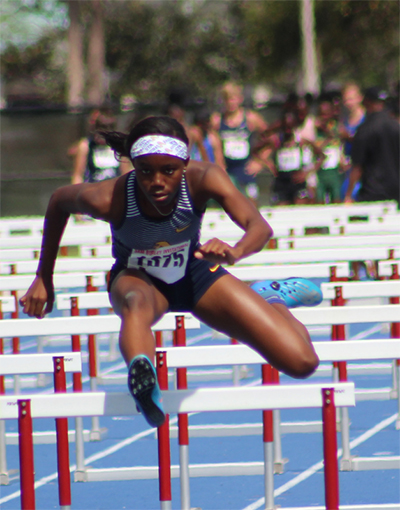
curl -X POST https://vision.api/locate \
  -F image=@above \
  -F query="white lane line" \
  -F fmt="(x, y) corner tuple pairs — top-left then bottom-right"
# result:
(350, 323), (385, 340)
(242, 413), (397, 510)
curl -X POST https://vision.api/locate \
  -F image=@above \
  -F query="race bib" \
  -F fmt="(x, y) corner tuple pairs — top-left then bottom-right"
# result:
(301, 146), (313, 166)
(127, 241), (190, 284)
(322, 146), (341, 170)
(277, 147), (301, 172)
(93, 148), (119, 169)
(223, 138), (250, 160)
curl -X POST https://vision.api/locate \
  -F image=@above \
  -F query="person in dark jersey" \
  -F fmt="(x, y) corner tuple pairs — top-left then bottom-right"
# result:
(20, 116), (322, 428)
(345, 86), (400, 206)
(71, 109), (131, 184)
(211, 82), (269, 205)
(252, 110), (325, 205)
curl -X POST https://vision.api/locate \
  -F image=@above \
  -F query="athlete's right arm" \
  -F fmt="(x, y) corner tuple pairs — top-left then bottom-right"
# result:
(20, 177), (124, 318)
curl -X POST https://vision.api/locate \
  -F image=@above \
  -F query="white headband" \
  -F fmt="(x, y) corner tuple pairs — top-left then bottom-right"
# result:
(130, 135), (188, 160)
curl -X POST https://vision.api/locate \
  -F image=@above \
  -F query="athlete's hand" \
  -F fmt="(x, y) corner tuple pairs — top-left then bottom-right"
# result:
(245, 159), (264, 176)
(19, 275), (55, 319)
(194, 239), (241, 265)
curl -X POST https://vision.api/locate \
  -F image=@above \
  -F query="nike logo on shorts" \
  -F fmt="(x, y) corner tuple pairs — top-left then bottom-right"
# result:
(175, 224), (191, 233)
(209, 264), (220, 272)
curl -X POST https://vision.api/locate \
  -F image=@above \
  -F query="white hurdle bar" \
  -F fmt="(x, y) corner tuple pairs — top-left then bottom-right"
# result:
(0, 353), (82, 483)
(0, 354), (81, 508)
(0, 382), (355, 510)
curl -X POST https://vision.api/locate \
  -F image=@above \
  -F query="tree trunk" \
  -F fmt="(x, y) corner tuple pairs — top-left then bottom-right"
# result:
(87, 0), (106, 107)
(66, 0), (85, 110)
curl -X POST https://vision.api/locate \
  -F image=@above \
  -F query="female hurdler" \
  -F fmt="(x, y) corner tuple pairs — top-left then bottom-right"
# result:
(20, 116), (322, 428)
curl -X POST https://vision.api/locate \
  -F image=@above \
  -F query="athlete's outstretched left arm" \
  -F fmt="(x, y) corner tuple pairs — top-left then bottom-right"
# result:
(191, 164), (273, 265)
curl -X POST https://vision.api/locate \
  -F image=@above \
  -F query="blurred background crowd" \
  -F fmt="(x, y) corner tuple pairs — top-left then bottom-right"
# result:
(1, 0), (399, 216)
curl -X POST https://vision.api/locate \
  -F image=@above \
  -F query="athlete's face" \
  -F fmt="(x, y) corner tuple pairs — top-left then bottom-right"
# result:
(223, 93), (243, 113)
(133, 154), (187, 211)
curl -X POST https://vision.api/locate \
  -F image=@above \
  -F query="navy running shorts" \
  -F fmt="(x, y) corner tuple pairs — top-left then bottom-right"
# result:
(108, 256), (229, 312)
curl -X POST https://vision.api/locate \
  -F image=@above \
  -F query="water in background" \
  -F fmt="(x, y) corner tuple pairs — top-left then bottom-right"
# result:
(1, 106), (278, 217)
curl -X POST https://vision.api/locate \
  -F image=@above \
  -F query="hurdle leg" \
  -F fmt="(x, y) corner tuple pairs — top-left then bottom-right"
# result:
(70, 297), (87, 480)
(18, 399), (36, 510)
(270, 368), (287, 474)
(322, 388), (339, 510)
(262, 365), (275, 510)
(231, 338), (241, 386)
(157, 351), (172, 510)
(53, 357), (72, 509)
(0, 332), (9, 485)
(175, 316), (191, 510)
(0, 419), (8, 485)
(86, 276), (103, 440)
(396, 360), (400, 430)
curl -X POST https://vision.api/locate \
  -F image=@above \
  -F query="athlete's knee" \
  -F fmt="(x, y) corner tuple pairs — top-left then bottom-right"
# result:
(290, 349), (319, 379)
(120, 288), (153, 317)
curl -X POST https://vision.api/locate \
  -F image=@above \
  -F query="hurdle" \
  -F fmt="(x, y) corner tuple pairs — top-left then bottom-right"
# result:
(0, 311), (200, 480)
(0, 352), (81, 493)
(0, 381), (355, 510)
(160, 304), (400, 475)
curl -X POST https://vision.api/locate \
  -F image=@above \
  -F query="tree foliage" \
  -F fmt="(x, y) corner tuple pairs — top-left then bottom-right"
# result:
(0, 0), (398, 108)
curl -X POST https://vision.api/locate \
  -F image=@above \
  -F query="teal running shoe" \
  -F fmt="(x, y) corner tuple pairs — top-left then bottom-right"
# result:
(127, 355), (165, 428)
(251, 278), (323, 308)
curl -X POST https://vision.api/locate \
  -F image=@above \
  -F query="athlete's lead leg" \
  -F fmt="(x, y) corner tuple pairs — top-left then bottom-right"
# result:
(194, 274), (319, 379)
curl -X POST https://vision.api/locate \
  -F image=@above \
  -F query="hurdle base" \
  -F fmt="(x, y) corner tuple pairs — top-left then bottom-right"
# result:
(89, 427), (108, 441)
(4, 374), (51, 390)
(0, 468), (18, 486)
(350, 456), (400, 471)
(84, 461), (268, 481)
(355, 387), (395, 401)
(273, 457), (289, 475)
(0, 472), (9, 485)
(5, 428), (100, 444)
(168, 420), (324, 439)
(74, 468), (89, 482)
(340, 456), (356, 471)
(98, 366), (253, 386)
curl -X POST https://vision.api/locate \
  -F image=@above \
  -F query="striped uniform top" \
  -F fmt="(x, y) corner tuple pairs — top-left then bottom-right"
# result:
(111, 171), (203, 283)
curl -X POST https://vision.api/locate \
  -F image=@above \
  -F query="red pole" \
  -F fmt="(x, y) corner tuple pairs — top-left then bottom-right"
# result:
(155, 331), (163, 348)
(175, 316), (189, 446)
(18, 399), (35, 510)
(86, 276), (99, 379)
(322, 388), (339, 510)
(53, 357), (72, 508)
(330, 266), (338, 346)
(11, 265), (20, 355)
(389, 262), (400, 339)
(334, 287), (347, 381)
(262, 365), (273, 443)
(70, 298), (82, 392)
(156, 351), (171, 504)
